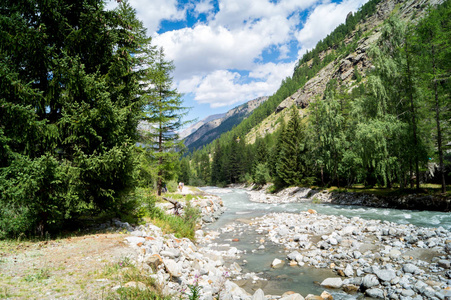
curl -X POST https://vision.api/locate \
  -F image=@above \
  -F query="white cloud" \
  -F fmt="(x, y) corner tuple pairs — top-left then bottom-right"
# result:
(155, 14), (296, 82)
(178, 62), (295, 108)
(105, 0), (186, 35)
(195, 0), (214, 15)
(119, 0), (370, 109)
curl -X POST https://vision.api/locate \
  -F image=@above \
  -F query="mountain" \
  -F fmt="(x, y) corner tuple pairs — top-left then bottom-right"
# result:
(179, 113), (226, 140)
(245, 0), (437, 144)
(184, 96), (269, 151)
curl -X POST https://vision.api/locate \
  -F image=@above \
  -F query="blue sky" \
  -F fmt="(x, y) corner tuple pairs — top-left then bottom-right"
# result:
(107, 0), (369, 125)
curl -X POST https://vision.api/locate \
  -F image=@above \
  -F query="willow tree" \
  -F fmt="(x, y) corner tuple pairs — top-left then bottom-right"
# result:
(142, 48), (188, 195)
(0, 0), (150, 237)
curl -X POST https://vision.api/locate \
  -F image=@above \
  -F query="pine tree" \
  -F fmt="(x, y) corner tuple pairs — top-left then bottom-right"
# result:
(0, 0), (149, 236)
(142, 48), (188, 196)
(276, 106), (306, 187)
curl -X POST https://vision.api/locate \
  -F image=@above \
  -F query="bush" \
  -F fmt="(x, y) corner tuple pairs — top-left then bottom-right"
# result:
(166, 180), (178, 193)
(253, 163), (271, 185)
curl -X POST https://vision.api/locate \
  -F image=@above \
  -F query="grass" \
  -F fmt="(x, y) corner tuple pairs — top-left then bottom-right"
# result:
(24, 267), (50, 282)
(102, 258), (170, 300)
(148, 202), (200, 240)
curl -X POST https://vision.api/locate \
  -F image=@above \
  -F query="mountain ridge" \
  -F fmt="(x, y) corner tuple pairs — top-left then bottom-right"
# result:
(184, 96), (269, 151)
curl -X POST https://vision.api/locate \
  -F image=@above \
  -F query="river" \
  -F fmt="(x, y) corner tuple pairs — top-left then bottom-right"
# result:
(201, 187), (451, 298)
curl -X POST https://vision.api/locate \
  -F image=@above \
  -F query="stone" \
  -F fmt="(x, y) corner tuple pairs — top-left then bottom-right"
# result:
(320, 277), (343, 289)
(125, 236), (146, 246)
(160, 249), (180, 259)
(344, 264), (354, 277)
(343, 284), (359, 294)
(389, 249), (402, 260)
(320, 291), (333, 300)
(144, 254), (163, 270)
(374, 268), (396, 282)
(308, 209), (317, 214)
(438, 260), (451, 269)
(272, 258), (285, 268)
(287, 251), (301, 261)
(403, 263), (420, 274)
(365, 288), (385, 298)
(280, 293), (305, 300)
(401, 289), (415, 297)
(219, 280), (251, 299)
(252, 288), (265, 300)
(362, 274), (380, 289)
(163, 259), (182, 277)
(130, 230), (144, 237)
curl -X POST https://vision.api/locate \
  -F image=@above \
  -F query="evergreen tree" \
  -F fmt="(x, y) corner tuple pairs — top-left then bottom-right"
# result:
(275, 106), (306, 187)
(0, 0), (148, 237)
(142, 48), (188, 195)
(178, 156), (191, 184)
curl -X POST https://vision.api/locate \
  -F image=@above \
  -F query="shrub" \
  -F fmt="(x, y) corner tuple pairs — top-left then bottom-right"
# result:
(253, 163), (271, 185)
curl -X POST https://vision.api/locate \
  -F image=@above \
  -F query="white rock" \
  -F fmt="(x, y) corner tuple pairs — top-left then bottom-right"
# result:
(163, 259), (182, 277)
(320, 277), (343, 289)
(271, 258), (285, 268)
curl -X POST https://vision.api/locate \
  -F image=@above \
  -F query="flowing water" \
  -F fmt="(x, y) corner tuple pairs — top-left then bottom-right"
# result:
(202, 187), (451, 297)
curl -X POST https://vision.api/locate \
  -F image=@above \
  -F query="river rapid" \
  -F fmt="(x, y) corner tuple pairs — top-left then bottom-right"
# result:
(201, 187), (451, 299)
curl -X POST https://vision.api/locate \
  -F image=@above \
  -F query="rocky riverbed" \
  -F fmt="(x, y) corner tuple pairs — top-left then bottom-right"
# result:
(119, 187), (451, 300)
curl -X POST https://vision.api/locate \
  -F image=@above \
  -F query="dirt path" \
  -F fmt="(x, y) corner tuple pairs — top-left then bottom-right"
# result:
(0, 232), (136, 299)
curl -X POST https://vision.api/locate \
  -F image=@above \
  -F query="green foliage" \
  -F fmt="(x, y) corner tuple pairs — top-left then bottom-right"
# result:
(253, 163), (271, 185)
(141, 48), (189, 196)
(274, 106), (308, 188)
(103, 257), (169, 300)
(0, 0), (150, 237)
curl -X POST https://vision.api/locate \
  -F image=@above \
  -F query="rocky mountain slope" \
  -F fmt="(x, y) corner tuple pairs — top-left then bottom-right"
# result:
(184, 96), (268, 151)
(246, 0), (439, 144)
(179, 113), (226, 140)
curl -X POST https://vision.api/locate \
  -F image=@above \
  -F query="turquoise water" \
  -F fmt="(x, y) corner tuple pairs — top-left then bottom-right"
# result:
(203, 187), (450, 297)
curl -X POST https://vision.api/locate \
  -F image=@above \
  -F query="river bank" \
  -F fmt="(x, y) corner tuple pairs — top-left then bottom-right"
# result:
(122, 186), (451, 299)
(246, 185), (451, 212)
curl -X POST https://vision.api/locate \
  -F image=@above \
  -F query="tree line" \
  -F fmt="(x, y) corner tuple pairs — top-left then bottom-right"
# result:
(0, 0), (185, 237)
(182, 2), (450, 193)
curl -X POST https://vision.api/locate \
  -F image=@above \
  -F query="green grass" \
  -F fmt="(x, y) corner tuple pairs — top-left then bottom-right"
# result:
(102, 258), (170, 300)
(149, 203), (200, 240)
(24, 267), (50, 282)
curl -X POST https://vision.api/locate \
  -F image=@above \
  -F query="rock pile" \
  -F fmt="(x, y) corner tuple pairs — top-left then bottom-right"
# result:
(250, 211), (451, 299)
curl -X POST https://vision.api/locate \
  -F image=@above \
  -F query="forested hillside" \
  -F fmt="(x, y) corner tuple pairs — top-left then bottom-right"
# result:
(181, 0), (450, 192)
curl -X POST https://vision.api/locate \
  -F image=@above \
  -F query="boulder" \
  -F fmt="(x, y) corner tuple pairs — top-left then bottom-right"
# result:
(320, 291), (333, 300)
(403, 263), (420, 274)
(362, 274), (379, 289)
(365, 288), (385, 298)
(252, 289), (265, 300)
(163, 259), (182, 277)
(320, 277), (343, 289)
(374, 268), (396, 282)
(280, 293), (305, 300)
(344, 264), (354, 277)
